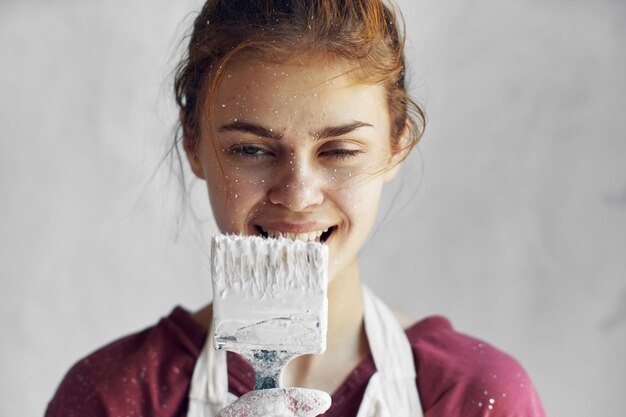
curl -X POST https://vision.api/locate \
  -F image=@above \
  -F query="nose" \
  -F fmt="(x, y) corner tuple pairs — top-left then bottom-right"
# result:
(268, 159), (324, 211)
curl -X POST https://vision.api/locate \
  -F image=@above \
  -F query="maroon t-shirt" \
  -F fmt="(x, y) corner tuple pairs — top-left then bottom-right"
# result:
(45, 307), (545, 417)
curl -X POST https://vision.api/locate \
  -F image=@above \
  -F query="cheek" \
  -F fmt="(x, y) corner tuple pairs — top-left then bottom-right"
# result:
(204, 152), (268, 197)
(333, 177), (383, 242)
(339, 169), (383, 201)
(205, 166), (270, 229)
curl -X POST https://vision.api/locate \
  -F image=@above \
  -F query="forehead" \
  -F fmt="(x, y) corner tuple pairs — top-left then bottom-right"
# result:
(212, 57), (389, 129)
(220, 56), (355, 92)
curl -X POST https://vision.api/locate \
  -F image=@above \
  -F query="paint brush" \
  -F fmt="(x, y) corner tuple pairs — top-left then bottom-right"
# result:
(211, 234), (328, 390)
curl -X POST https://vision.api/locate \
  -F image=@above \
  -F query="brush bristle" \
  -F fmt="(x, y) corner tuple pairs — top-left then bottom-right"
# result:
(211, 234), (328, 355)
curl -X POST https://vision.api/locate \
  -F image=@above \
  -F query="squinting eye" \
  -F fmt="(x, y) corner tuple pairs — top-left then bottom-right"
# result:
(320, 149), (365, 160)
(229, 145), (272, 159)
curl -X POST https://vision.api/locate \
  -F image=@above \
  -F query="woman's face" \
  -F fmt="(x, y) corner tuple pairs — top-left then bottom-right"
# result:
(186, 57), (401, 282)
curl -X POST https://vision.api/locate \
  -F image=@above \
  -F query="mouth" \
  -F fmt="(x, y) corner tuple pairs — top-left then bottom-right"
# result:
(255, 225), (336, 244)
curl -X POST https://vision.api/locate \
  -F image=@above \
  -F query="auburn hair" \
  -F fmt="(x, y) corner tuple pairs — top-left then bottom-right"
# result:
(174, 0), (424, 158)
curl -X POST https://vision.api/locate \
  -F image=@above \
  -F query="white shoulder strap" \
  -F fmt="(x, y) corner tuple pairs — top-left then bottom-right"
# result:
(188, 325), (236, 417)
(357, 286), (423, 417)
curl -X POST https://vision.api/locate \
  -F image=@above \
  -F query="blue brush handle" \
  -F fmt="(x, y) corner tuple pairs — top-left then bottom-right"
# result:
(240, 349), (297, 390)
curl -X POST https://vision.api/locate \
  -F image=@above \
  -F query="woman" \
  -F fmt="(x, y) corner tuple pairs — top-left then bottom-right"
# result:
(46, 1), (545, 416)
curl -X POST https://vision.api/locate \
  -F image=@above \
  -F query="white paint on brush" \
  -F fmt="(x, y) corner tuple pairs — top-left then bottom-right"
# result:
(211, 234), (328, 356)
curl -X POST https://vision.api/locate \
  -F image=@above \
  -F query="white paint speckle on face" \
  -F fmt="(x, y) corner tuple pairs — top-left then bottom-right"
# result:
(188, 56), (398, 284)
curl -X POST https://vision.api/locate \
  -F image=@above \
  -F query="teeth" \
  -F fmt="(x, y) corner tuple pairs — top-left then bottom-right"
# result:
(260, 227), (328, 242)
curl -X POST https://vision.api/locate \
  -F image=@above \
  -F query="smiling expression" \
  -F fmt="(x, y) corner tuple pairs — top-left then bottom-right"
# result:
(185, 56), (402, 283)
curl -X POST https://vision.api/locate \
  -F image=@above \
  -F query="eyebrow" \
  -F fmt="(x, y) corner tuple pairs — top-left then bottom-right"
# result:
(217, 120), (372, 140)
(219, 121), (283, 140)
(313, 121), (373, 140)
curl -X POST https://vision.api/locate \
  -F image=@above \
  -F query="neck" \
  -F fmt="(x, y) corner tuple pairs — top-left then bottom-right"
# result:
(326, 261), (365, 350)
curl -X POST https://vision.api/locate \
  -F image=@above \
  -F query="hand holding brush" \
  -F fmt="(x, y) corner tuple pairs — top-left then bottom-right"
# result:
(216, 388), (331, 417)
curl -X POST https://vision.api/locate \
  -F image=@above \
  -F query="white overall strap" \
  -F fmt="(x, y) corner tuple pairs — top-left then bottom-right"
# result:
(355, 286), (423, 417)
(188, 326), (237, 417)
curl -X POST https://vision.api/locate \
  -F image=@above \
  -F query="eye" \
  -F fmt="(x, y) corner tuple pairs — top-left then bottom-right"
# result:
(319, 148), (365, 160)
(228, 144), (273, 159)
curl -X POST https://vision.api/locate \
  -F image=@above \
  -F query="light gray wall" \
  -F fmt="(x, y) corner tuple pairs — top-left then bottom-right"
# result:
(1, 1), (624, 416)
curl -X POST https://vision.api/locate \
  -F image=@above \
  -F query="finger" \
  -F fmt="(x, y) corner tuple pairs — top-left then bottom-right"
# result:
(283, 388), (331, 417)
